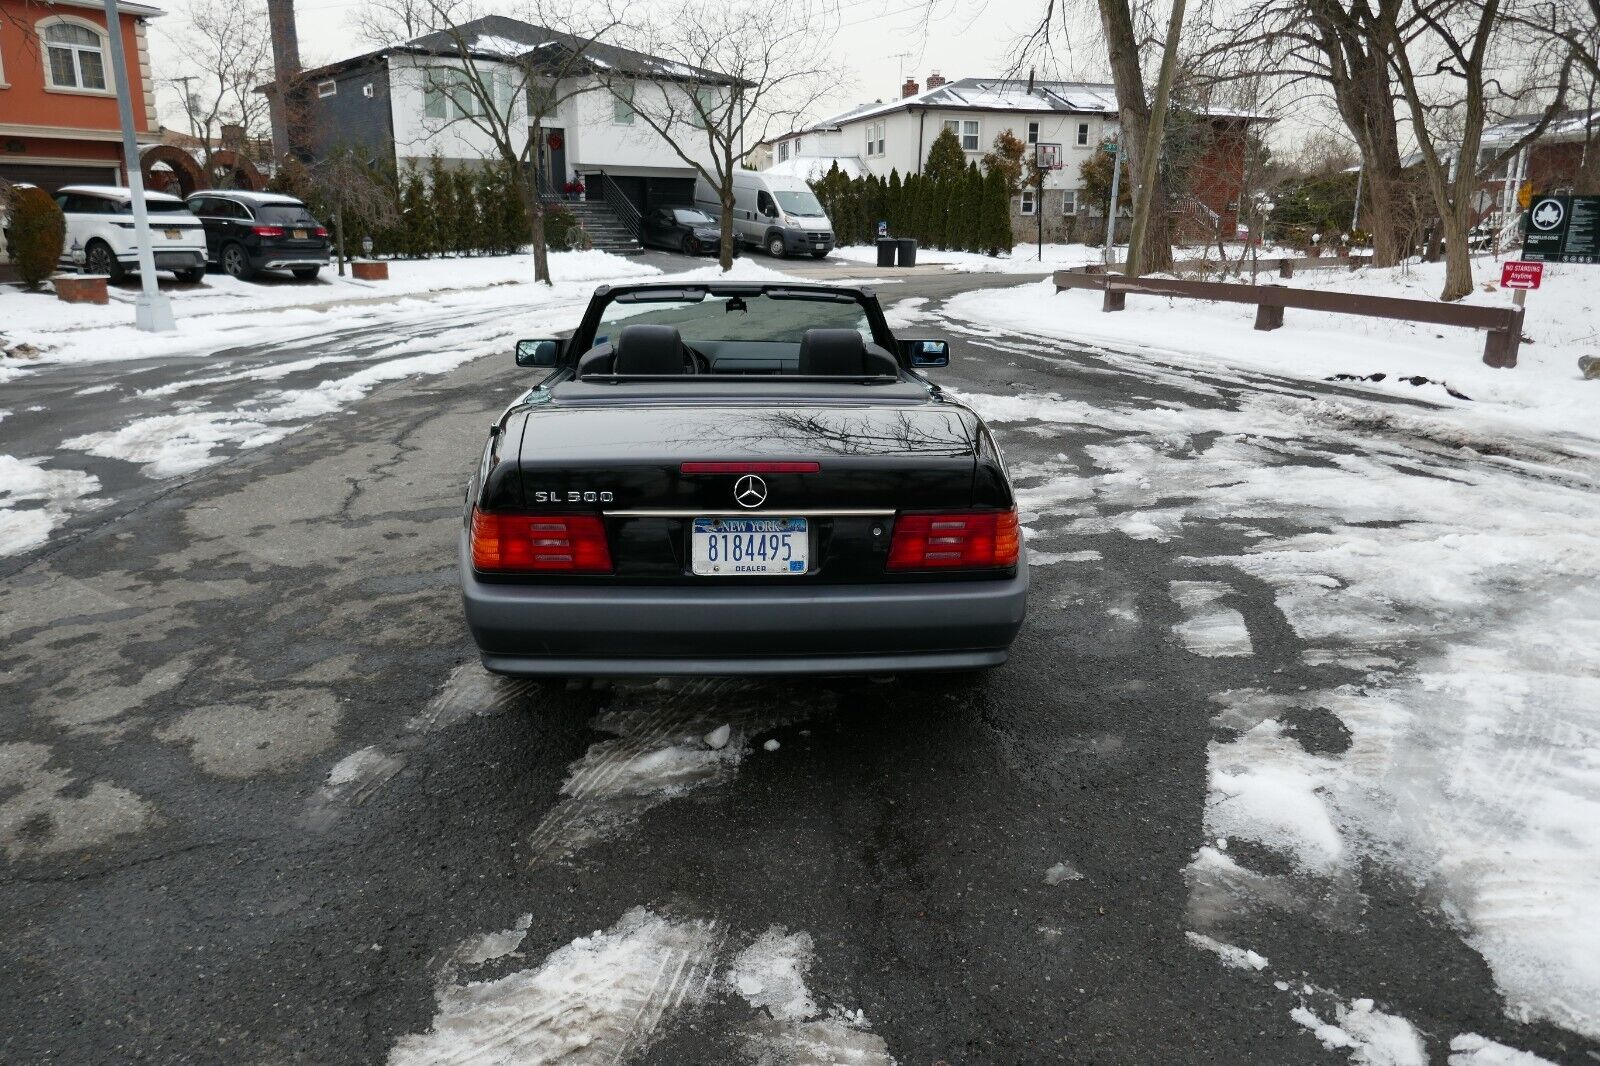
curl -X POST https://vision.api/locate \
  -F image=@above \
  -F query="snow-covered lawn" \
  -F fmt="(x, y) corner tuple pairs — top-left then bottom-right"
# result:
(827, 240), (1299, 274)
(938, 256), (1600, 445)
(0, 249), (660, 375)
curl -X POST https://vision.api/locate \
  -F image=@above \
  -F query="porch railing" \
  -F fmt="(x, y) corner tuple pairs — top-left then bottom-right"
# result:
(592, 169), (643, 242)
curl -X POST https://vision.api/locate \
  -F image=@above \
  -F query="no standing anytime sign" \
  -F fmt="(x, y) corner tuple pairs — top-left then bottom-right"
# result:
(1500, 261), (1543, 290)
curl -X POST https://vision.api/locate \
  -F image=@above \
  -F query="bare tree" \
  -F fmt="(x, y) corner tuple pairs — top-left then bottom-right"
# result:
(164, 0), (273, 176)
(595, 0), (842, 271)
(1386, 0), (1579, 298)
(362, 0), (624, 284)
(299, 147), (401, 274)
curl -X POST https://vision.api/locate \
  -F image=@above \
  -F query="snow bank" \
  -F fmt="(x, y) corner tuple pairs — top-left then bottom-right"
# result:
(939, 257), (1600, 445)
(966, 371), (1600, 1039)
(0, 454), (102, 556)
(0, 248), (660, 368)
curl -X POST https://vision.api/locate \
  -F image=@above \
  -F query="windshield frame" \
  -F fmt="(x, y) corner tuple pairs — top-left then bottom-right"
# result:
(566, 283), (899, 371)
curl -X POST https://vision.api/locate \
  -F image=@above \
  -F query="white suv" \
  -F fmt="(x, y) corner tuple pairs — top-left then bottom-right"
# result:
(53, 185), (207, 283)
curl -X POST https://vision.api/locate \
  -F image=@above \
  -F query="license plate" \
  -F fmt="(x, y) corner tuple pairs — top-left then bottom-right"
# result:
(164, 228), (181, 239)
(691, 518), (807, 576)
(293, 229), (307, 239)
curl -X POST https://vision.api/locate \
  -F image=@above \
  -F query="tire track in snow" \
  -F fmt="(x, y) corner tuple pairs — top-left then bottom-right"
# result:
(525, 678), (831, 866)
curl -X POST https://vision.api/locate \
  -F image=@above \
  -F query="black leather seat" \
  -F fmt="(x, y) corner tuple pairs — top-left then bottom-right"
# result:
(613, 325), (690, 374)
(798, 329), (898, 376)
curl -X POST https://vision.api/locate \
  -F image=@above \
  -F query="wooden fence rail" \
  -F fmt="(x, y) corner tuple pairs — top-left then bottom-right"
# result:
(1064, 254), (1373, 279)
(1051, 270), (1524, 368)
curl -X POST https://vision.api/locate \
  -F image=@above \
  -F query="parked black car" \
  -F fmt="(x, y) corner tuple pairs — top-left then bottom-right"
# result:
(460, 281), (1028, 678)
(640, 206), (727, 257)
(183, 191), (331, 280)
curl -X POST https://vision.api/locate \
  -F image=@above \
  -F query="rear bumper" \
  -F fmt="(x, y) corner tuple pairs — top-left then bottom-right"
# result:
(460, 533), (1028, 676)
(117, 249), (204, 270)
(256, 251), (331, 270)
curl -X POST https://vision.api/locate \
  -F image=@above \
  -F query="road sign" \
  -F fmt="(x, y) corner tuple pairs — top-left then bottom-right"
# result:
(1500, 260), (1543, 290)
(1522, 195), (1600, 263)
(1101, 140), (1118, 154)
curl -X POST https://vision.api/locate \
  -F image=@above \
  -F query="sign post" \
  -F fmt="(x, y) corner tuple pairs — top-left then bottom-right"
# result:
(1102, 140), (1121, 265)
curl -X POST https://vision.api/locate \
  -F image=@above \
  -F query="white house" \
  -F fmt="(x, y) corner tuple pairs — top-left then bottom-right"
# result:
(766, 73), (1264, 242)
(281, 16), (736, 216)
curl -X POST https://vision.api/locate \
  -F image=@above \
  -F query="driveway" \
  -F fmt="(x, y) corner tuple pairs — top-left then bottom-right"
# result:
(1, 270), (1593, 1064)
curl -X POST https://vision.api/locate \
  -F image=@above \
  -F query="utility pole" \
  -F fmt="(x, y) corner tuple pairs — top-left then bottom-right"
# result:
(174, 74), (198, 139)
(104, 0), (173, 333)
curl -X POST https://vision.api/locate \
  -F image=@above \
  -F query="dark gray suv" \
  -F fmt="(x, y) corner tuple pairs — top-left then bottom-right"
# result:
(184, 191), (331, 280)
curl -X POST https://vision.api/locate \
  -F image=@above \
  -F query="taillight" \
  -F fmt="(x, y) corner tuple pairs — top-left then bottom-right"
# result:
(886, 509), (1020, 571)
(470, 510), (612, 573)
(252, 225), (285, 237)
(314, 226), (329, 237)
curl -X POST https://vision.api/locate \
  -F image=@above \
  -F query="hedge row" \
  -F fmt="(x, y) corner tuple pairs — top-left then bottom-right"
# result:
(272, 154), (584, 259)
(811, 163), (1015, 255)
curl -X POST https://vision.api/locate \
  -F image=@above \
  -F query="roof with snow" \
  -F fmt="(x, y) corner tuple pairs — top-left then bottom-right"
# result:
(291, 16), (744, 87)
(799, 76), (1268, 134)
(763, 156), (868, 181)
(1482, 107), (1600, 147)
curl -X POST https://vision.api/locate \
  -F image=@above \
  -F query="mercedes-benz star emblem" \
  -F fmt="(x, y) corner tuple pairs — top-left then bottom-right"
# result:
(734, 474), (768, 509)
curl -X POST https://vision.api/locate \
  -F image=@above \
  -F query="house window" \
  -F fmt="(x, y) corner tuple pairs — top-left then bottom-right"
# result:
(865, 121), (884, 157)
(527, 79), (557, 117)
(1062, 189), (1077, 214)
(1076, 122), (1090, 146)
(777, 140), (790, 162)
(1019, 188), (1036, 215)
(1027, 122), (1039, 145)
(362, 82), (375, 98)
(41, 20), (107, 92)
(613, 82), (634, 124)
(317, 80), (337, 98)
(423, 67), (489, 120)
(943, 119), (979, 150)
(691, 87), (715, 128)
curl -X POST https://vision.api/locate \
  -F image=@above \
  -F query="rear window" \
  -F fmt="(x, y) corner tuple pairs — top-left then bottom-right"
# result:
(256, 204), (318, 225)
(599, 292), (871, 345)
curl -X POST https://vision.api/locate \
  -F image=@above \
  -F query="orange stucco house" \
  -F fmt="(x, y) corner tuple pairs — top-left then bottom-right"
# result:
(0, 0), (162, 191)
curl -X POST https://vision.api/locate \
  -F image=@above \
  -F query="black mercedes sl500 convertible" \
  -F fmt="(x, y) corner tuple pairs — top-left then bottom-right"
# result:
(459, 281), (1028, 677)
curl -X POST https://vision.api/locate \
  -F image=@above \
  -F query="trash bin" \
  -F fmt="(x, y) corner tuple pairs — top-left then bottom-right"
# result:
(876, 237), (897, 267)
(897, 238), (918, 267)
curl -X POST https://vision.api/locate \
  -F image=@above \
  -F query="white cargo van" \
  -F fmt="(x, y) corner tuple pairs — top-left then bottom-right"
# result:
(694, 171), (834, 259)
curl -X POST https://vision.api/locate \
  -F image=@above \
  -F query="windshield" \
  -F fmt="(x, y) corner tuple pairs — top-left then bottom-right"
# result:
(599, 293), (870, 345)
(673, 209), (713, 226)
(774, 190), (825, 217)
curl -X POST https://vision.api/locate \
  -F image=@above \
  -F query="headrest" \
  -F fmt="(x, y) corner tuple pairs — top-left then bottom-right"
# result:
(798, 329), (870, 375)
(614, 325), (686, 374)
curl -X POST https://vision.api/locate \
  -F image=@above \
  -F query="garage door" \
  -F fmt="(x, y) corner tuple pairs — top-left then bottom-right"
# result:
(0, 162), (121, 193)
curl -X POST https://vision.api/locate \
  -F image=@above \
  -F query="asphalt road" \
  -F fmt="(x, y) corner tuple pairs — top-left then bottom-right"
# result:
(2, 264), (1593, 1064)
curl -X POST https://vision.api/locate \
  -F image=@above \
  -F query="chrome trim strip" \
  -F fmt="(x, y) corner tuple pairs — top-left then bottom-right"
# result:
(605, 509), (896, 518)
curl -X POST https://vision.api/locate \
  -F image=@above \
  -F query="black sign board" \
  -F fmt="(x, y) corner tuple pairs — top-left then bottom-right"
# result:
(1522, 195), (1600, 264)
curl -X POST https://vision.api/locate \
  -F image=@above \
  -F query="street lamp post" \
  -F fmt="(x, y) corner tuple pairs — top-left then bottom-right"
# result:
(103, 0), (174, 333)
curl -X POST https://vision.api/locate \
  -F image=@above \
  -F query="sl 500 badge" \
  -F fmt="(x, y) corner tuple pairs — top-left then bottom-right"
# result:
(533, 490), (614, 503)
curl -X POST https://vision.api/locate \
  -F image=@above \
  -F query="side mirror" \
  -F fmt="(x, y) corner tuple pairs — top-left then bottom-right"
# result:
(515, 338), (560, 368)
(904, 339), (950, 368)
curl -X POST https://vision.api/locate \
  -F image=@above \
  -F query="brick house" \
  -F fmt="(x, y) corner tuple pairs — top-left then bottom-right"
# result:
(0, 0), (162, 191)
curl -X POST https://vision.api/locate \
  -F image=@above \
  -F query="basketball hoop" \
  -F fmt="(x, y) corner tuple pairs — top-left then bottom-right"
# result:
(1035, 142), (1064, 171)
